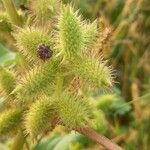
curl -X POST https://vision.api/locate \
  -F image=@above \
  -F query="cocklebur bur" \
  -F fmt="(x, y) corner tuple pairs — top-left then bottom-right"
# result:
(0, 1), (120, 150)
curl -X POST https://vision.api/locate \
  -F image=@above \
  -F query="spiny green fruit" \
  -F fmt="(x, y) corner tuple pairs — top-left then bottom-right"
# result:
(57, 5), (98, 57)
(24, 97), (54, 137)
(55, 91), (93, 129)
(96, 94), (116, 111)
(91, 110), (108, 134)
(30, 0), (59, 23)
(0, 12), (12, 33)
(82, 20), (98, 50)
(14, 27), (53, 64)
(0, 66), (16, 95)
(0, 109), (22, 135)
(72, 55), (113, 88)
(12, 58), (60, 105)
(1, 0), (23, 26)
(57, 5), (83, 57)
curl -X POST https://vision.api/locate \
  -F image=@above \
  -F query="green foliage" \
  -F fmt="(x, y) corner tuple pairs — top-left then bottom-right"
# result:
(52, 132), (80, 150)
(33, 135), (63, 150)
(34, 132), (84, 150)
(110, 0), (125, 24)
(0, 43), (16, 65)
(96, 94), (116, 111)
(111, 99), (132, 116)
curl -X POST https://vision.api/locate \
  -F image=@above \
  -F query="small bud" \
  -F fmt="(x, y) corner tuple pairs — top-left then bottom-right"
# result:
(37, 44), (53, 60)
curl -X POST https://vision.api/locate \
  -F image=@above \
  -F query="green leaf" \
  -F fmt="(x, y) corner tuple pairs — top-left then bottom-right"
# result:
(33, 135), (62, 150)
(0, 43), (8, 56)
(0, 143), (9, 150)
(111, 99), (132, 116)
(53, 132), (80, 150)
(0, 43), (16, 65)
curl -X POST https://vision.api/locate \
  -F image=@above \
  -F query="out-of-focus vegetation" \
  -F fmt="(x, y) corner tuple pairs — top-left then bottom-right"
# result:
(0, 0), (150, 150)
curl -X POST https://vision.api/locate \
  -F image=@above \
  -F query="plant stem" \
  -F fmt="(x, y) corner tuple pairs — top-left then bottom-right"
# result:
(131, 81), (142, 122)
(11, 130), (25, 150)
(76, 127), (123, 150)
(2, 0), (22, 26)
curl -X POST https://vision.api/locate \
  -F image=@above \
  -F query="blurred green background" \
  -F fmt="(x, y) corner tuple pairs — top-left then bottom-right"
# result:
(0, 0), (150, 150)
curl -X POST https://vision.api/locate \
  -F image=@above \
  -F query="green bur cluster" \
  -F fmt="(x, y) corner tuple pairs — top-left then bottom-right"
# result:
(0, 0), (113, 140)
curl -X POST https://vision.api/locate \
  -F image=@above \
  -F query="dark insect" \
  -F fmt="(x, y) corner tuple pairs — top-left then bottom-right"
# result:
(37, 44), (53, 60)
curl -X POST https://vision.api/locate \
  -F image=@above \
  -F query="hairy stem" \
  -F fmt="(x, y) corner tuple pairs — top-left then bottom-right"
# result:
(76, 127), (123, 150)
(2, 0), (22, 26)
(11, 130), (25, 150)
